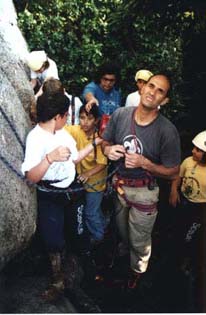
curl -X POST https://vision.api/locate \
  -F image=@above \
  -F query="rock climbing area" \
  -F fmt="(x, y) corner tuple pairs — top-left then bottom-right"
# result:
(0, 0), (37, 272)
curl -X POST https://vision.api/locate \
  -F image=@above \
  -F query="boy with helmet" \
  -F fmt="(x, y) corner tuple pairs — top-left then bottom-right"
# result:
(169, 130), (206, 311)
(125, 69), (153, 107)
(26, 50), (59, 98)
(170, 130), (206, 206)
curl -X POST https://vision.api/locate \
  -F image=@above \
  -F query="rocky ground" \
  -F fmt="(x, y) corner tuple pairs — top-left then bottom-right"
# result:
(0, 196), (204, 314)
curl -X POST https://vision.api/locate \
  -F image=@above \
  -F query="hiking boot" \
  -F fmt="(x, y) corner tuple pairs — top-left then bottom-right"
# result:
(63, 253), (84, 290)
(41, 252), (65, 302)
(41, 279), (65, 302)
(127, 270), (142, 289)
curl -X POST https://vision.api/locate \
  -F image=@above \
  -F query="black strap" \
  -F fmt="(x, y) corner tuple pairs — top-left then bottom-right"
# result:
(71, 95), (75, 125)
(130, 107), (139, 151)
(92, 132), (97, 161)
(128, 108), (155, 189)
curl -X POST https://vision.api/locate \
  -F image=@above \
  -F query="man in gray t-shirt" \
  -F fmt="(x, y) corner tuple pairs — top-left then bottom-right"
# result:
(102, 74), (181, 289)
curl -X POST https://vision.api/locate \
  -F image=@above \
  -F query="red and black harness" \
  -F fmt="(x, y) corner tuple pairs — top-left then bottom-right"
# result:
(113, 174), (157, 213)
(113, 108), (158, 213)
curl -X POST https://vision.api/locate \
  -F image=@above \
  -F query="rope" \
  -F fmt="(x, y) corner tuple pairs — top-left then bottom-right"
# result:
(0, 153), (25, 181)
(0, 149), (118, 194)
(0, 104), (118, 194)
(0, 152), (85, 193)
(0, 105), (25, 152)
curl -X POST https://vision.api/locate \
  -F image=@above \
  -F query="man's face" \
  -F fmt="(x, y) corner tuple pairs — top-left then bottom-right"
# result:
(140, 75), (170, 110)
(99, 74), (116, 92)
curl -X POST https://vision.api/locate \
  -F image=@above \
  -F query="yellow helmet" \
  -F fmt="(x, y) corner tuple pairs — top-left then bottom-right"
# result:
(26, 50), (47, 72)
(135, 69), (153, 82)
(192, 131), (206, 152)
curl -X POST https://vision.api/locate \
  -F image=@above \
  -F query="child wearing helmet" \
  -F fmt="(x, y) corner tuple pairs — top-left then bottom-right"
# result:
(169, 130), (206, 311)
(170, 130), (206, 206)
(26, 50), (59, 99)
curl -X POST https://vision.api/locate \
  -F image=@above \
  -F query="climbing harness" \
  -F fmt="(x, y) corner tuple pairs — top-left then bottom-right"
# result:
(0, 104), (119, 194)
(0, 148), (116, 195)
(0, 103), (155, 203)
(110, 107), (158, 212)
(0, 107), (117, 195)
(113, 175), (157, 212)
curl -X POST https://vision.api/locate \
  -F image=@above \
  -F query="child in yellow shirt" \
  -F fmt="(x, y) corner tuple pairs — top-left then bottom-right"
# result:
(169, 131), (206, 311)
(65, 104), (108, 243)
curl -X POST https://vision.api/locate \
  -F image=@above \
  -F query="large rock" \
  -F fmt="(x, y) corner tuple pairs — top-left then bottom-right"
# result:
(0, 0), (37, 271)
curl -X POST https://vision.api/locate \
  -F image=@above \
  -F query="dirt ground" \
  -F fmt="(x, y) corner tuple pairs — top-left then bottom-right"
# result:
(0, 181), (205, 313)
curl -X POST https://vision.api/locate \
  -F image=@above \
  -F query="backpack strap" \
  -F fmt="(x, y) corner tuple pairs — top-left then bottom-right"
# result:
(71, 95), (75, 125)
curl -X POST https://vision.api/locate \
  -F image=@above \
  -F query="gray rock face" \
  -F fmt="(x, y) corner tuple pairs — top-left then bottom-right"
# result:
(0, 1), (37, 271)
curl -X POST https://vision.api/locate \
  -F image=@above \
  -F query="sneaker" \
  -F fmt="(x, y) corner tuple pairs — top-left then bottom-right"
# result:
(127, 270), (141, 289)
(41, 280), (65, 301)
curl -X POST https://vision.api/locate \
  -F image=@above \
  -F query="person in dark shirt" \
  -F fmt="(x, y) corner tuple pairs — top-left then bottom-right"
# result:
(101, 73), (181, 289)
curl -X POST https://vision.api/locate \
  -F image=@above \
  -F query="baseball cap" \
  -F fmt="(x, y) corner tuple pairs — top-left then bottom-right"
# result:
(135, 69), (153, 82)
(26, 50), (47, 72)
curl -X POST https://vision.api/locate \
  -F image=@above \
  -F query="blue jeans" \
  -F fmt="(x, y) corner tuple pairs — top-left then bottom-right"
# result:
(84, 191), (105, 241)
(37, 180), (90, 254)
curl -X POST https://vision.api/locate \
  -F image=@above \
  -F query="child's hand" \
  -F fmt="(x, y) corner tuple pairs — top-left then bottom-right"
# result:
(169, 190), (180, 207)
(95, 136), (103, 145)
(77, 173), (89, 183)
(47, 146), (71, 163)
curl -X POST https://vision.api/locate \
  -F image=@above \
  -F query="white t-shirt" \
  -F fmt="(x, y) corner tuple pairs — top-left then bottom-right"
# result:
(30, 58), (59, 83)
(21, 125), (79, 188)
(65, 92), (82, 125)
(125, 91), (140, 107)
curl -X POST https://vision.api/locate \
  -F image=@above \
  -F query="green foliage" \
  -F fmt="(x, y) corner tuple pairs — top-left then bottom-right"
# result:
(17, 0), (206, 119)
(102, 1), (187, 117)
(18, 0), (114, 94)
